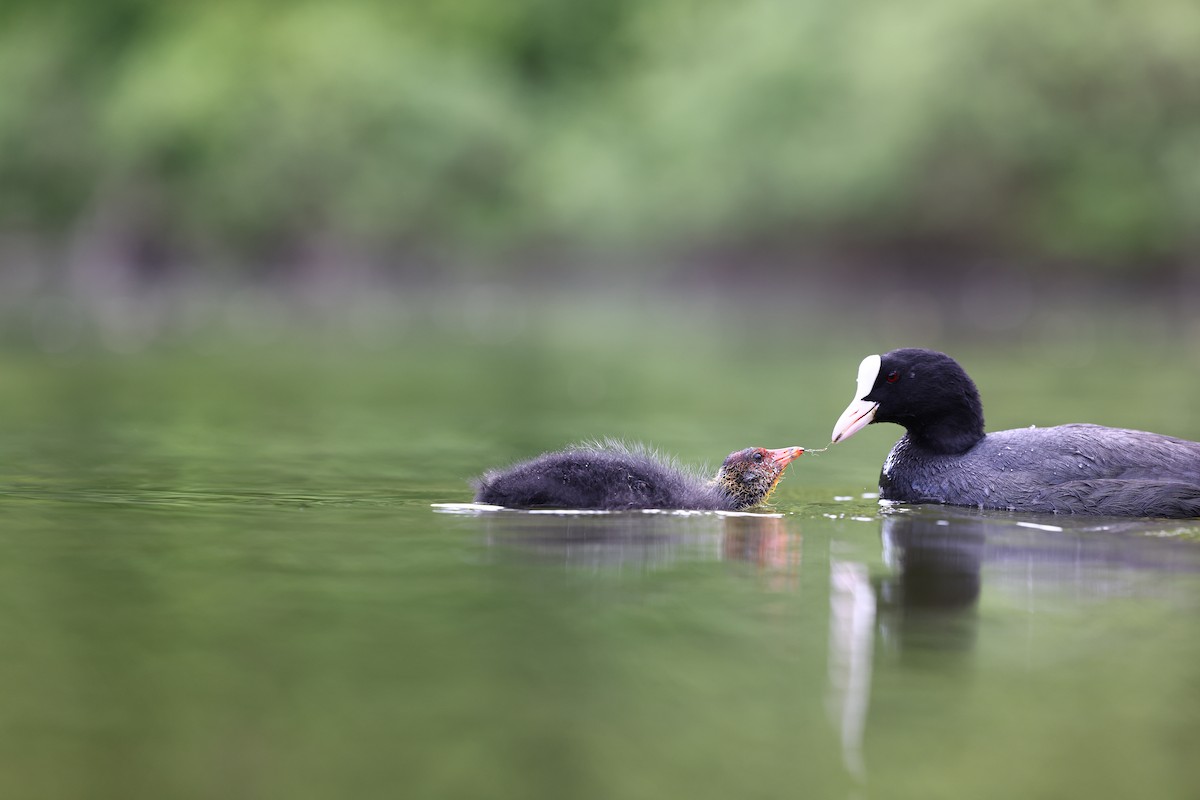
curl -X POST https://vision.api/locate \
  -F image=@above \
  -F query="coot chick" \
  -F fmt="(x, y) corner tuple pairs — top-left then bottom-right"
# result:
(474, 441), (805, 510)
(831, 348), (1200, 518)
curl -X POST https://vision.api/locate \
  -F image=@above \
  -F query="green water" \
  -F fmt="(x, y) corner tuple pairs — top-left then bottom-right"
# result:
(2, 305), (1199, 799)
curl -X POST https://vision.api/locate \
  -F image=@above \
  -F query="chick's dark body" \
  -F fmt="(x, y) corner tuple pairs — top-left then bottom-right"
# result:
(475, 448), (729, 510)
(474, 443), (801, 511)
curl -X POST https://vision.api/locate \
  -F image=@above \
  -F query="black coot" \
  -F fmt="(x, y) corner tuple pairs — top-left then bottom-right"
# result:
(474, 441), (804, 510)
(831, 348), (1200, 518)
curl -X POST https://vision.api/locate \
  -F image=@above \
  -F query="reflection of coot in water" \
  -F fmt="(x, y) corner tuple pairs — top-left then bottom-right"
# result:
(880, 514), (985, 610)
(832, 348), (1200, 518)
(876, 513), (986, 654)
(475, 442), (804, 510)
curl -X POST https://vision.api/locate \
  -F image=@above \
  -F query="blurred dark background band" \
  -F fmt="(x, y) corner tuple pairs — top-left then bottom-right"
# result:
(3, 0), (1198, 300)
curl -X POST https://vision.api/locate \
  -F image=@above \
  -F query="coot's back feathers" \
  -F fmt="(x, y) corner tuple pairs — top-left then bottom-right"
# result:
(834, 349), (1200, 518)
(474, 442), (728, 511)
(883, 424), (1200, 517)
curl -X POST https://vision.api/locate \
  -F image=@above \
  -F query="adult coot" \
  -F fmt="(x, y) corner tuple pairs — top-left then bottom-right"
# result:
(474, 441), (805, 510)
(830, 348), (1200, 518)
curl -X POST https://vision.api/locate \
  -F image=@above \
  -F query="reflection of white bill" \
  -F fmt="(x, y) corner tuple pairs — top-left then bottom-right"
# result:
(827, 559), (876, 782)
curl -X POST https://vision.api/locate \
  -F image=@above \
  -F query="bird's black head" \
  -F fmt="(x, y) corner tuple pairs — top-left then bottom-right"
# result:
(715, 446), (804, 509)
(830, 348), (985, 454)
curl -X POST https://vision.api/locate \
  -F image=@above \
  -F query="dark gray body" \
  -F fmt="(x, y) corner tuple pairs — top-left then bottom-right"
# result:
(879, 423), (1200, 517)
(474, 444), (733, 510)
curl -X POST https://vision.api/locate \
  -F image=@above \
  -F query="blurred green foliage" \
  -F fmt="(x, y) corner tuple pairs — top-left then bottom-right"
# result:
(2, 0), (1199, 271)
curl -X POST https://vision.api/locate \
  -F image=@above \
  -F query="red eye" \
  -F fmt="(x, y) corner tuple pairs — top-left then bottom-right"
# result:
(886, 371), (900, 384)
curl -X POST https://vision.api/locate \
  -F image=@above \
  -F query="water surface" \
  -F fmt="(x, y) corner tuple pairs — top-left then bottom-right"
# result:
(1, 316), (1198, 799)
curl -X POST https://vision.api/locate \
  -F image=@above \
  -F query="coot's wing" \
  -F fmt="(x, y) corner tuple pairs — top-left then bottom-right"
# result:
(1031, 478), (1200, 518)
(971, 425), (1200, 516)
